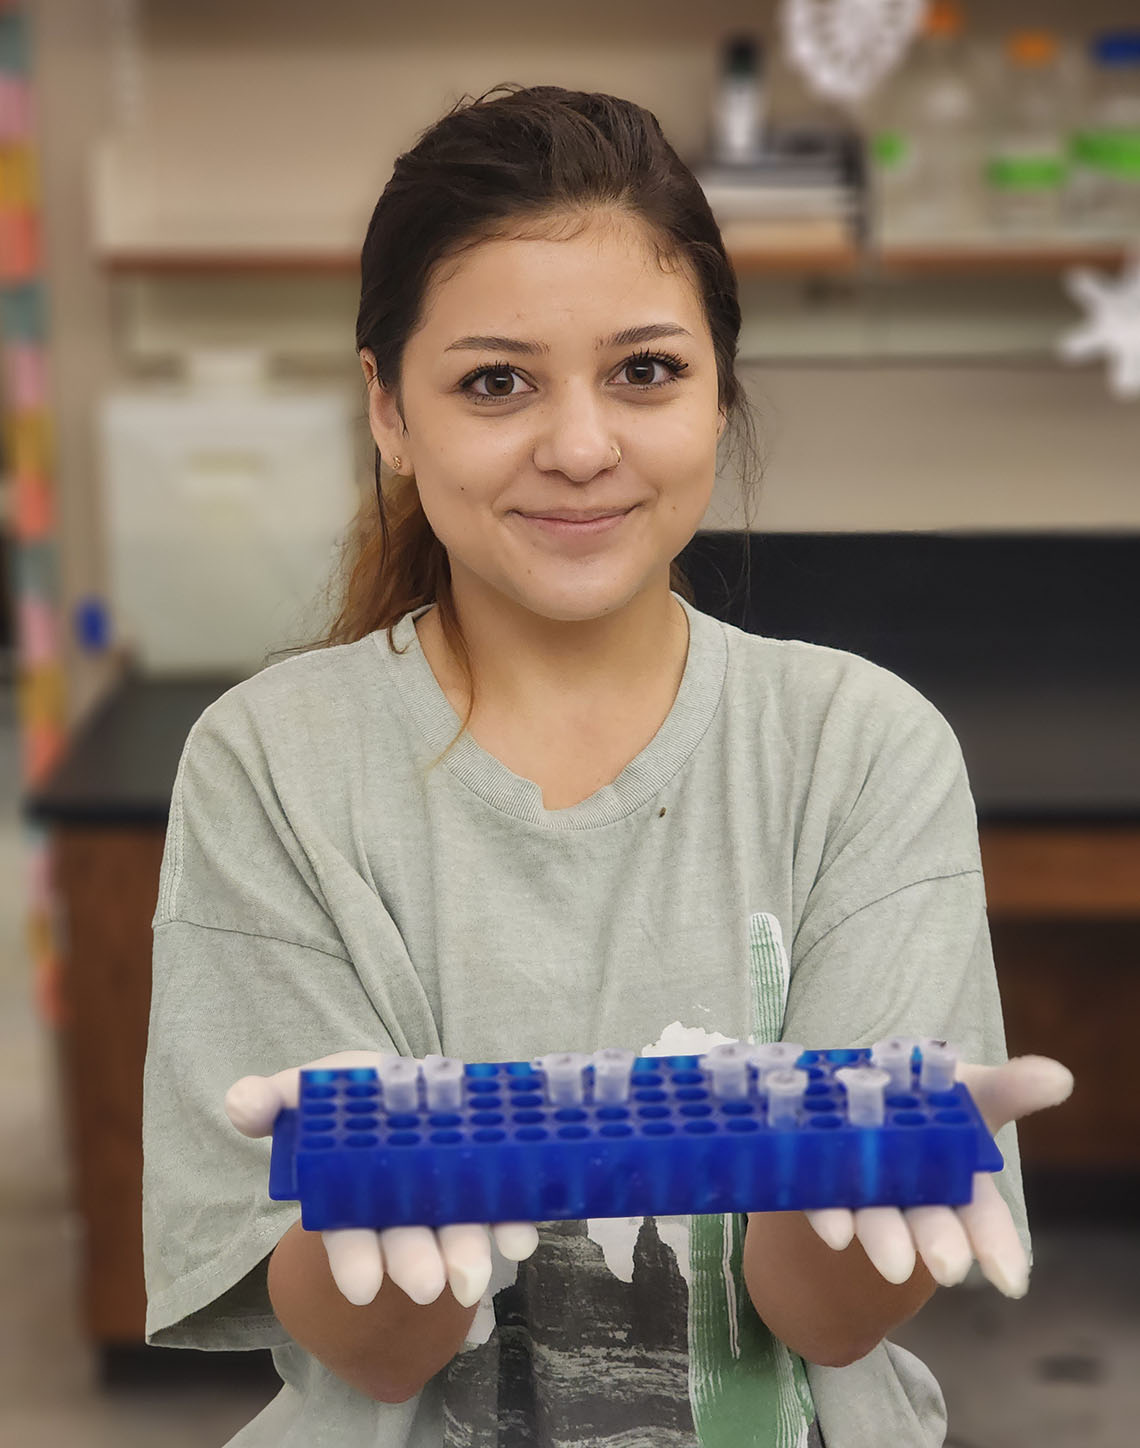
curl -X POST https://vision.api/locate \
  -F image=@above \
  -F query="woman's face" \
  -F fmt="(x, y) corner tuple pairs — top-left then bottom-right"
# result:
(362, 212), (726, 624)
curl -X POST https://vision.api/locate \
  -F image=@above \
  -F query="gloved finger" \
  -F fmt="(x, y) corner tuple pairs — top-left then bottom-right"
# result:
(954, 1056), (1074, 1136)
(225, 1050), (388, 1135)
(805, 1207), (855, 1251)
(490, 1222), (541, 1260)
(854, 1206), (917, 1284)
(955, 1171), (1029, 1298)
(903, 1204), (973, 1287)
(436, 1223), (493, 1308)
(224, 1074), (289, 1137)
(322, 1227), (385, 1306)
(380, 1225), (448, 1306)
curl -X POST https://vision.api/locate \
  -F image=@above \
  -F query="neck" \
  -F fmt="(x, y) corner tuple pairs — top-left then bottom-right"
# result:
(416, 573), (689, 726)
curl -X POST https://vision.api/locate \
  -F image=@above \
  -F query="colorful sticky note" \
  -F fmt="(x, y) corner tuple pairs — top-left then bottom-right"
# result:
(4, 339), (46, 408)
(24, 723), (66, 790)
(0, 207), (39, 281)
(7, 409), (52, 477)
(18, 663), (67, 730)
(12, 471), (55, 539)
(0, 146), (36, 207)
(0, 73), (31, 141)
(18, 592), (58, 665)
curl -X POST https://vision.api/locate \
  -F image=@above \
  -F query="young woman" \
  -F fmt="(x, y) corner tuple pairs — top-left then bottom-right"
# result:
(141, 84), (1072, 1448)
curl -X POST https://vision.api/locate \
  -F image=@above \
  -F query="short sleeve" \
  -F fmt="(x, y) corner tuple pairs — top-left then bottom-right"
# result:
(782, 683), (1029, 1263)
(142, 698), (399, 1350)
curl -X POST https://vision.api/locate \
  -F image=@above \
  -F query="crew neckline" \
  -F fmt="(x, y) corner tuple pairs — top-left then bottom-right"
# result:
(373, 593), (728, 830)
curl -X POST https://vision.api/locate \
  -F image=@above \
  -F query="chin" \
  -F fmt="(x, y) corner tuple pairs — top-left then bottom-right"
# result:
(507, 574), (659, 624)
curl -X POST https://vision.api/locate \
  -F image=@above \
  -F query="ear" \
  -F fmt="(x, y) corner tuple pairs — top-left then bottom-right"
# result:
(360, 348), (411, 472)
(717, 409), (727, 439)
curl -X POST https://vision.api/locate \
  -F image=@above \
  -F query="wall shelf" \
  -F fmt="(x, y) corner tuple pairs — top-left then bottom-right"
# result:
(95, 238), (1135, 279)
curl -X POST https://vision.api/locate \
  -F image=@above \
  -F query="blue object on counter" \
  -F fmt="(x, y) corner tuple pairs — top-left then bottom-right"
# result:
(73, 596), (110, 652)
(268, 1047), (1004, 1230)
(1091, 32), (1140, 66)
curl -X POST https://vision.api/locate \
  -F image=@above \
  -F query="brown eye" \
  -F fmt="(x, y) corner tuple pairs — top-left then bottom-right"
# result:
(459, 349), (688, 406)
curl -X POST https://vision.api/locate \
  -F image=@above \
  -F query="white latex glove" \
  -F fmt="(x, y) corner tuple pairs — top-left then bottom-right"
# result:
(804, 1054), (1074, 1297)
(224, 1050), (540, 1308)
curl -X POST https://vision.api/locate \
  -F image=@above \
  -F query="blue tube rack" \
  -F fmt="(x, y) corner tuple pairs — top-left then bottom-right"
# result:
(267, 1048), (1003, 1231)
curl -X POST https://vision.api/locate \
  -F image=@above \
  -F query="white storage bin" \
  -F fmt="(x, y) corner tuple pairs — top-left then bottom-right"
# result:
(100, 372), (361, 676)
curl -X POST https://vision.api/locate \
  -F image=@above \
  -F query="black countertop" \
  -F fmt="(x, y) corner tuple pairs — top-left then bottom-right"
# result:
(23, 533), (1140, 827)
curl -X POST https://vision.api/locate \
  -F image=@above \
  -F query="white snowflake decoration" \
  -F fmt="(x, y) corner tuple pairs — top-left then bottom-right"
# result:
(780, 0), (926, 105)
(1057, 253), (1140, 399)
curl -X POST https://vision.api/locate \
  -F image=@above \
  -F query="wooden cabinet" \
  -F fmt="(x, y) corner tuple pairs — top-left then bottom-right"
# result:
(51, 826), (166, 1344)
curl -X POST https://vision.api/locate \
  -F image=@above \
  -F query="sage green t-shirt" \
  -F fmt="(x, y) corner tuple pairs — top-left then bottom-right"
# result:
(142, 593), (1029, 1448)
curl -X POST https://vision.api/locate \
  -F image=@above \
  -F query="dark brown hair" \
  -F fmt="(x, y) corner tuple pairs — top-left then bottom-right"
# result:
(272, 82), (761, 736)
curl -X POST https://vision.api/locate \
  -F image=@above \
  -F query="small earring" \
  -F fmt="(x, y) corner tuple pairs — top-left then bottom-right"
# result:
(613, 444), (621, 466)
(391, 456), (402, 469)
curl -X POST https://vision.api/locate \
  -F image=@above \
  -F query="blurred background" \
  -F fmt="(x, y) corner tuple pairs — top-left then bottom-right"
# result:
(2, 0), (1139, 1444)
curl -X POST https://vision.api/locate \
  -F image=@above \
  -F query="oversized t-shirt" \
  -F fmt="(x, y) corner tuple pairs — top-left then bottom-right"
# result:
(142, 592), (1030, 1448)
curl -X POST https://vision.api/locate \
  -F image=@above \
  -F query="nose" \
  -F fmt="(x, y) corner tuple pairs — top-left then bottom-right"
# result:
(529, 390), (622, 483)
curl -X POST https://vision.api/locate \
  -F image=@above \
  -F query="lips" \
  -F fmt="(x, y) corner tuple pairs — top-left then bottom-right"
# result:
(517, 507), (633, 522)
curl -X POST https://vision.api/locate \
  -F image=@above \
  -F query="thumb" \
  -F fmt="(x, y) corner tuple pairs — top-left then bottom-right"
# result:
(955, 1055), (1074, 1135)
(224, 1073), (292, 1137)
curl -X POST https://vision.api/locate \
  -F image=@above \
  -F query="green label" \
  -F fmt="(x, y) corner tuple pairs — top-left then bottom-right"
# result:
(1072, 129), (1140, 178)
(872, 130), (908, 167)
(986, 154), (1068, 190)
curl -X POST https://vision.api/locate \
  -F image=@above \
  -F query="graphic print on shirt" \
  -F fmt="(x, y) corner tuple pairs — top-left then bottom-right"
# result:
(438, 912), (819, 1447)
(684, 915), (815, 1448)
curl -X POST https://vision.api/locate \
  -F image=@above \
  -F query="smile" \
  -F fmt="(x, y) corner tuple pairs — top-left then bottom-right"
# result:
(512, 507), (636, 538)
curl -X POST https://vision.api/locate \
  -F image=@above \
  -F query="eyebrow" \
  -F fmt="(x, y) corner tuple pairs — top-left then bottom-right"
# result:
(443, 322), (694, 356)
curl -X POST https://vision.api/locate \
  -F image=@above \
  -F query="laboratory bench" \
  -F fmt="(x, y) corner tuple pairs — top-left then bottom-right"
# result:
(22, 530), (1140, 1363)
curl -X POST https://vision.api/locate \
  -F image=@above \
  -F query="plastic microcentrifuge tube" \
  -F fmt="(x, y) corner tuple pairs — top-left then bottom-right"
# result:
(421, 1055), (465, 1112)
(748, 1043), (805, 1085)
(704, 1042), (755, 1100)
(534, 1052), (591, 1107)
(591, 1047), (636, 1104)
(834, 1065), (892, 1127)
(765, 1067), (808, 1128)
(917, 1038), (959, 1093)
(377, 1057), (421, 1113)
(870, 1036), (919, 1093)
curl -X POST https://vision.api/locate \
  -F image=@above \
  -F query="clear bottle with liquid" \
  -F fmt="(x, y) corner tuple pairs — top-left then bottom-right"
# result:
(869, 1), (983, 241)
(1069, 31), (1140, 236)
(985, 31), (1071, 235)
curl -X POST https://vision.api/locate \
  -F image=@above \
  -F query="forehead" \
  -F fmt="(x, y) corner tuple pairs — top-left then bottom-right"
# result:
(414, 216), (705, 349)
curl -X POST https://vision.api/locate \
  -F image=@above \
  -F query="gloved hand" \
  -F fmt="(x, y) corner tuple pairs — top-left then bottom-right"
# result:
(803, 1054), (1074, 1297)
(224, 1050), (540, 1308)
